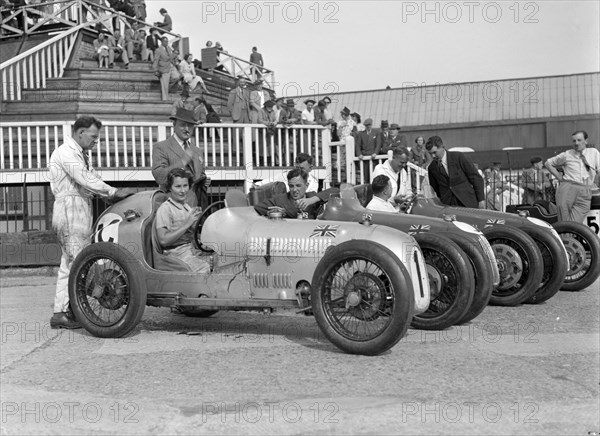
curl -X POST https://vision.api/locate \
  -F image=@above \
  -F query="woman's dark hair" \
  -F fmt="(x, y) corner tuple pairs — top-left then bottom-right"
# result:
(183, 53), (192, 62)
(166, 168), (193, 192)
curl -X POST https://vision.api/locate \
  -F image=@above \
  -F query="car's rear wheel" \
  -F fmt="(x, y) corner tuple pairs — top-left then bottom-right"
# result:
(68, 242), (146, 338)
(441, 232), (495, 324)
(411, 233), (474, 330)
(554, 221), (600, 291)
(311, 240), (414, 356)
(483, 226), (543, 306)
(523, 225), (568, 304)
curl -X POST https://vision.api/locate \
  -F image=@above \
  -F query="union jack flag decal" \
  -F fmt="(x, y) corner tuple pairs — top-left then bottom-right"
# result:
(484, 218), (505, 228)
(409, 224), (430, 235)
(310, 225), (339, 238)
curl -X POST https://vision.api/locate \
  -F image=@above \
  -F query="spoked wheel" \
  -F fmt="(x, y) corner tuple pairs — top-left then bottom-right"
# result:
(523, 225), (567, 304)
(68, 242), (146, 338)
(411, 234), (474, 330)
(193, 200), (225, 253)
(441, 232), (496, 324)
(311, 241), (414, 355)
(483, 226), (543, 306)
(554, 221), (600, 291)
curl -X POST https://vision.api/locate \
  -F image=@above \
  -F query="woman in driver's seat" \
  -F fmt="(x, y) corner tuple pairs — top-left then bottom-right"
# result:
(155, 168), (210, 273)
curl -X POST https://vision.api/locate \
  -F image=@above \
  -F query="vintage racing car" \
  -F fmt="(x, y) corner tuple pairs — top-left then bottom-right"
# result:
(68, 190), (430, 356)
(316, 184), (500, 330)
(505, 190), (600, 291)
(406, 195), (569, 306)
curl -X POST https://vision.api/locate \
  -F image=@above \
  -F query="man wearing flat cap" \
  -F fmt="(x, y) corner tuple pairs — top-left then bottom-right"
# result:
(521, 155), (553, 205)
(152, 108), (209, 208)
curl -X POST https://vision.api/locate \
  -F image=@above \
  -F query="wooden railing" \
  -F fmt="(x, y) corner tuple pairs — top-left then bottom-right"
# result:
(0, 121), (330, 190)
(0, 23), (82, 100)
(213, 51), (276, 90)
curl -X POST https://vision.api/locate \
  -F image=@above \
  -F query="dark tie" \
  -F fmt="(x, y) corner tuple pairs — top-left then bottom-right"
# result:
(183, 141), (194, 174)
(579, 152), (591, 172)
(439, 160), (448, 178)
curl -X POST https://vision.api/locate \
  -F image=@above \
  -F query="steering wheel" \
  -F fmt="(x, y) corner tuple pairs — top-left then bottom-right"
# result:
(192, 200), (225, 253)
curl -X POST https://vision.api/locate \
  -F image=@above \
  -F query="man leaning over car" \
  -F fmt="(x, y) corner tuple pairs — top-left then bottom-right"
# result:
(254, 168), (338, 219)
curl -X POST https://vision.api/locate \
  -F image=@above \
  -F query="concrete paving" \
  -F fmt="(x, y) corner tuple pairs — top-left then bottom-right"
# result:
(1, 270), (598, 435)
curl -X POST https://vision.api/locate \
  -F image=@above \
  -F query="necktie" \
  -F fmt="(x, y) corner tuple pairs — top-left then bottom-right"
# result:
(439, 159), (448, 178)
(579, 152), (591, 172)
(183, 141), (194, 174)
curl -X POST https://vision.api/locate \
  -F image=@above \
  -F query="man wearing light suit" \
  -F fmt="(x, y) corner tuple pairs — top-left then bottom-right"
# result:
(152, 108), (209, 209)
(426, 135), (485, 208)
(227, 78), (251, 123)
(153, 36), (175, 101)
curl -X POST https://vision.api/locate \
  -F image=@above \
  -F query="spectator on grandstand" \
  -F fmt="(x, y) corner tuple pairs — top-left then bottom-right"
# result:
(301, 99), (317, 125)
(279, 99), (301, 125)
(130, 0), (147, 22)
(154, 7), (172, 34)
(249, 46), (264, 79)
(171, 88), (194, 117)
(146, 28), (160, 61)
(92, 32), (110, 68)
(107, 29), (130, 69)
(249, 79), (269, 123)
(273, 97), (285, 124)
(179, 54), (208, 95)
(351, 112), (365, 135)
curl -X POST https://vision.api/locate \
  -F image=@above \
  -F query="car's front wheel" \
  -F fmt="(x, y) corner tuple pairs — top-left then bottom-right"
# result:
(68, 242), (146, 338)
(311, 240), (414, 356)
(555, 221), (600, 291)
(483, 226), (543, 306)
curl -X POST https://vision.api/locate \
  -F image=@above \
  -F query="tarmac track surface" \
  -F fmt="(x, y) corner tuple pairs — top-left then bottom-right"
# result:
(0, 271), (598, 435)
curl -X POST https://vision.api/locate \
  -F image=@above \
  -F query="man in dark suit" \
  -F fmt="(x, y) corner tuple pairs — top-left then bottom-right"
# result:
(426, 135), (485, 208)
(376, 120), (389, 153)
(152, 108), (209, 209)
(356, 118), (380, 182)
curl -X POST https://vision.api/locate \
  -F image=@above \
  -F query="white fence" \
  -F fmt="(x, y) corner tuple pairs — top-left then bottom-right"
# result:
(0, 121), (333, 190)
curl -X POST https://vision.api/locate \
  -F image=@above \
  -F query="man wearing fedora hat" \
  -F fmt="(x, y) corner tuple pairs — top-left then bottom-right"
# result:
(381, 123), (404, 154)
(227, 78), (251, 123)
(376, 120), (390, 153)
(153, 35), (177, 101)
(279, 99), (301, 125)
(152, 108), (209, 209)
(171, 87), (194, 116)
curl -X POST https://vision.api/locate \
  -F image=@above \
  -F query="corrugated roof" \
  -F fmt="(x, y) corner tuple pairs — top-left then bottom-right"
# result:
(297, 72), (600, 128)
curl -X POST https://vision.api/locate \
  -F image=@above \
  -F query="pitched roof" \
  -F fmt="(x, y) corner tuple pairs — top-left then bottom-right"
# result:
(301, 72), (599, 128)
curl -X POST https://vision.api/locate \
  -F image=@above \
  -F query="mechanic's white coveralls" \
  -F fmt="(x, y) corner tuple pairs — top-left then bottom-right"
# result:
(48, 137), (117, 313)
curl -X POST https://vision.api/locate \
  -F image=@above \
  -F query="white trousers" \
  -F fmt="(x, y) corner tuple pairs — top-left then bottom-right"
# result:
(53, 196), (93, 313)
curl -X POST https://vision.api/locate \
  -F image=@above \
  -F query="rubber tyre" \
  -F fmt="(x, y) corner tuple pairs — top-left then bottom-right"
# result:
(554, 221), (600, 291)
(311, 240), (414, 356)
(523, 225), (568, 304)
(411, 233), (474, 330)
(178, 307), (219, 318)
(440, 232), (495, 324)
(68, 242), (146, 338)
(483, 226), (543, 306)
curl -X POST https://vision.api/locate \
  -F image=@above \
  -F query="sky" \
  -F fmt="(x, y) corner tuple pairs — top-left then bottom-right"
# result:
(145, 0), (600, 98)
